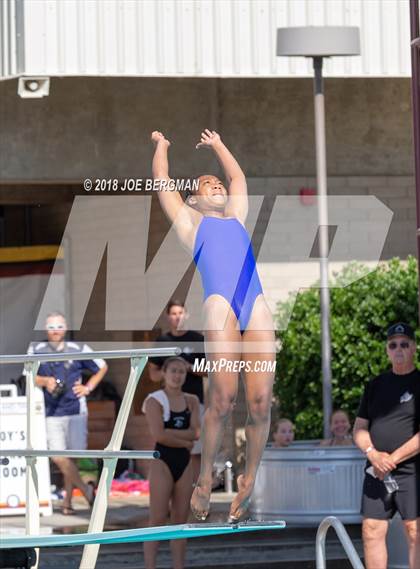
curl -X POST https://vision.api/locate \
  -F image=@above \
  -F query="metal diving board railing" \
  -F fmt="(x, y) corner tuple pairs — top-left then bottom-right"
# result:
(0, 347), (180, 569)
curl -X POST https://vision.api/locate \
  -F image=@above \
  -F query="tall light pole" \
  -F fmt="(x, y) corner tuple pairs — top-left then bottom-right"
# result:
(277, 27), (360, 437)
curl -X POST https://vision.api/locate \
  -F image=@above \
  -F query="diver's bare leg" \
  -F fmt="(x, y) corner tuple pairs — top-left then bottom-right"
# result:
(191, 296), (241, 520)
(229, 299), (275, 521)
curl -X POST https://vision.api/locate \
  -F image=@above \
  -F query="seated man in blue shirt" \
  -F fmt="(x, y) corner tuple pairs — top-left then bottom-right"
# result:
(27, 312), (108, 515)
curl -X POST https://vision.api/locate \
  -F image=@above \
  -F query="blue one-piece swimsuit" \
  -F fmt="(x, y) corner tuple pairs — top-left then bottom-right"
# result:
(193, 216), (263, 332)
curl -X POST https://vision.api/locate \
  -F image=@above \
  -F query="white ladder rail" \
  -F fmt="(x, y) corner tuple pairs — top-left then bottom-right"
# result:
(316, 516), (364, 569)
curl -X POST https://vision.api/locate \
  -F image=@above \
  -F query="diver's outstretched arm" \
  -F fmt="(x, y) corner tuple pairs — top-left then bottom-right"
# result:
(151, 131), (192, 226)
(196, 129), (248, 221)
(196, 129), (245, 184)
(152, 130), (171, 179)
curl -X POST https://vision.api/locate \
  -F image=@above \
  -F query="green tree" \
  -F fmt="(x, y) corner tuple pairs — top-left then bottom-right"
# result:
(274, 256), (419, 439)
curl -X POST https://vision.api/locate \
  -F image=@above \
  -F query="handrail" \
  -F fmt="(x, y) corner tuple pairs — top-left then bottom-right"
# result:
(315, 516), (364, 569)
(1, 450), (159, 459)
(0, 347), (180, 569)
(0, 347), (181, 364)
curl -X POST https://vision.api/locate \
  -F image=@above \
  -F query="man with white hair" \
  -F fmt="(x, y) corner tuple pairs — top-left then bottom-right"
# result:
(354, 322), (420, 569)
(27, 312), (108, 515)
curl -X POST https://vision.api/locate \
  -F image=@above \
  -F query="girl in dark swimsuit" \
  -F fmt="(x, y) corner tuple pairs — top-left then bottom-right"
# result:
(143, 357), (200, 569)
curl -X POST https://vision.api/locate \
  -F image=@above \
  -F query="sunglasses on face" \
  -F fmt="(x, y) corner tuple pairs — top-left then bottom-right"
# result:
(388, 341), (410, 350)
(46, 324), (65, 331)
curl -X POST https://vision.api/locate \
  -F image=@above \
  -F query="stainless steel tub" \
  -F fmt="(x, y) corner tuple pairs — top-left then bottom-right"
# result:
(250, 443), (365, 525)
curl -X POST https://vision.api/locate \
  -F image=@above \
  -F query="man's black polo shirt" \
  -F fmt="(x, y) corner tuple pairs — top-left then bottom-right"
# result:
(357, 369), (420, 475)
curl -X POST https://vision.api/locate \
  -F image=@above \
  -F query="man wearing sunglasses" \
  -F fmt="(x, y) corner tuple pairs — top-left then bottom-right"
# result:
(25, 312), (108, 515)
(354, 322), (420, 569)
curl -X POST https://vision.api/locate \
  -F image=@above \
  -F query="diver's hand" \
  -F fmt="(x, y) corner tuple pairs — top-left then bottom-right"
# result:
(151, 131), (171, 147)
(196, 129), (221, 149)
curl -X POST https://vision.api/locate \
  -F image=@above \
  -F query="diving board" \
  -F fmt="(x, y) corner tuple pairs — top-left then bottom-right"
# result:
(1, 521), (286, 549)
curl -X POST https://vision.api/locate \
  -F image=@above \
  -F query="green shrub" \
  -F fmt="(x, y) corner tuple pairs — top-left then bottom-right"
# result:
(274, 256), (419, 439)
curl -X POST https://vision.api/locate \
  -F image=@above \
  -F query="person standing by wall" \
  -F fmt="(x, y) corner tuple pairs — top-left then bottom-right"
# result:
(353, 322), (420, 569)
(148, 299), (206, 482)
(26, 312), (108, 515)
(143, 357), (200, 569)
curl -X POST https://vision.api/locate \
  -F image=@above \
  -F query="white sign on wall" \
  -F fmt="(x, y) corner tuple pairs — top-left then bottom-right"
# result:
(0, 385), (52, 516)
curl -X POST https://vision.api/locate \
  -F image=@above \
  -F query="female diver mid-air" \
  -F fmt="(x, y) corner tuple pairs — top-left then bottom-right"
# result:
(151, 129), (275, 522)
